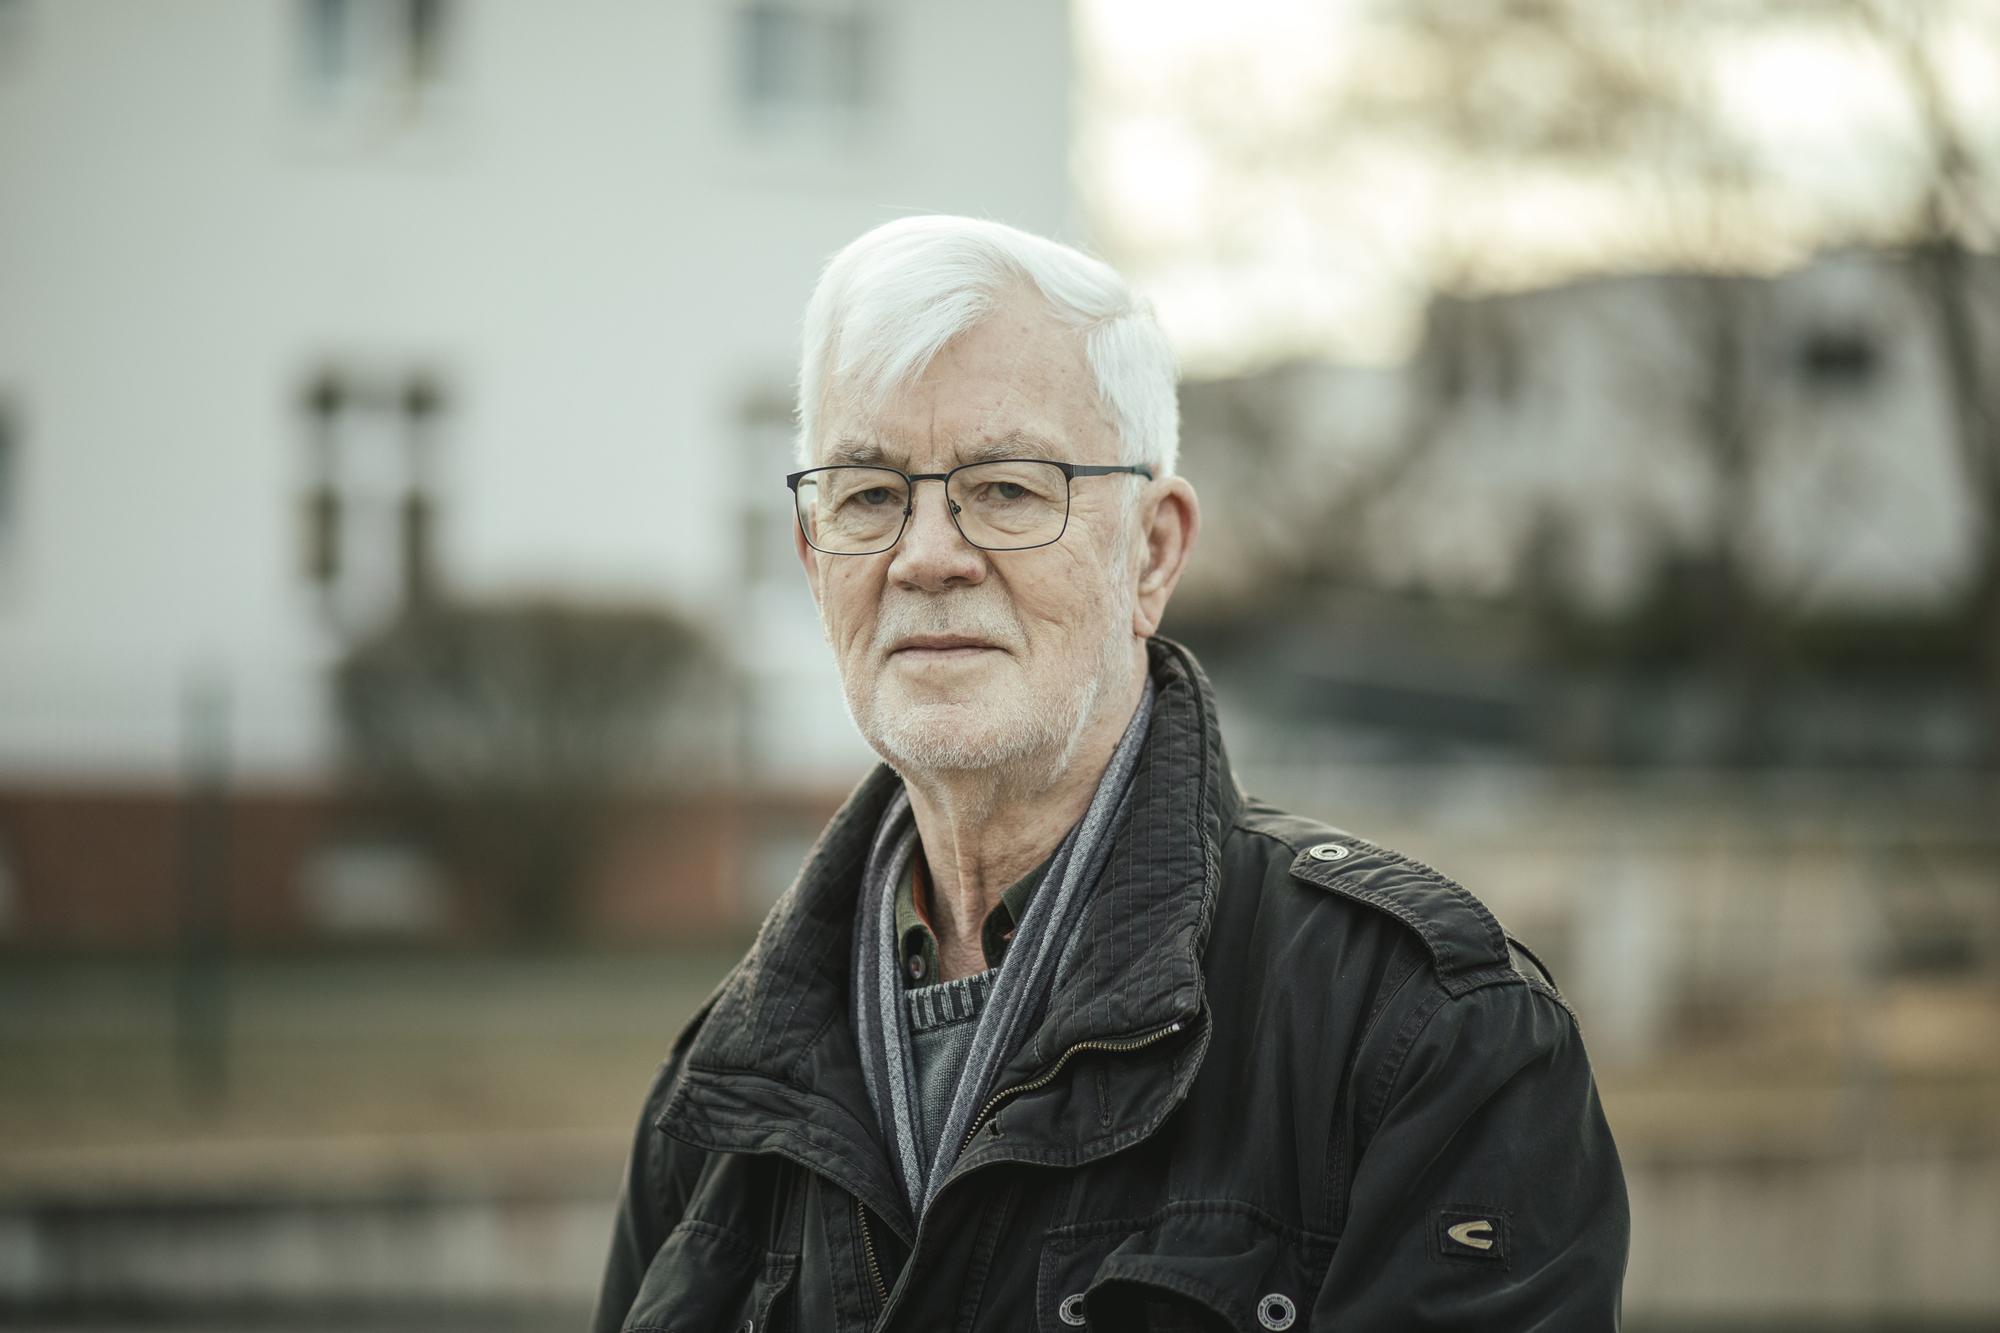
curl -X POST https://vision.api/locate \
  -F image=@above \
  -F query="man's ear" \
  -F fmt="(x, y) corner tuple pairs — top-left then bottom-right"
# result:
(1131, 476), (1199, 638)
(794, 520), (823, 610)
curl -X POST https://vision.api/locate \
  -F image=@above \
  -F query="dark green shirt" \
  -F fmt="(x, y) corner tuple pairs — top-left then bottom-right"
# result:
(895, 847), (1055, 986)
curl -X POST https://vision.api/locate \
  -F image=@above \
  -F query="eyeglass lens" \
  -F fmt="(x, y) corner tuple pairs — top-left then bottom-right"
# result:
(794, 462), (1068, 554)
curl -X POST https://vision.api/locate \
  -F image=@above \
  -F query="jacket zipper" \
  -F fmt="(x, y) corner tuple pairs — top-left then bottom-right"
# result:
(853, 1019), (1190, 1325)
(855, 1195), (888, 1312)
(957, 1019), (1187, 1156)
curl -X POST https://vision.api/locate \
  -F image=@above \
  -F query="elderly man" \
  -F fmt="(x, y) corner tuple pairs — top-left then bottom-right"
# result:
(592, 216), (1628, 1332)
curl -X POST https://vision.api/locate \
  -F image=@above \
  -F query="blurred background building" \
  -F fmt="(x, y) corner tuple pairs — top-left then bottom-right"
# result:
(2, 1), (1996, 1330)
(0, 0), (1071, 951)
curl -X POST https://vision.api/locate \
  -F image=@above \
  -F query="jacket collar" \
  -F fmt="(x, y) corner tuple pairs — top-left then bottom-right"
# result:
(657, 636), (1240, 1222)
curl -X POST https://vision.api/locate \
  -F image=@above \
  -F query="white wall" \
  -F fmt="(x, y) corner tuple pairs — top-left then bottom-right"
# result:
(0, 0), (1077, 783)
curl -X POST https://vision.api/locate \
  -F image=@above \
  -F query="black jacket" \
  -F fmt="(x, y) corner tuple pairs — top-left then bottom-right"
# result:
(592, 636), (1629, 1332)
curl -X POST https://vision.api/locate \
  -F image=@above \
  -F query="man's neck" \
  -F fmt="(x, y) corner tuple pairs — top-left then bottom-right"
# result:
(899, 653), (1147, 983)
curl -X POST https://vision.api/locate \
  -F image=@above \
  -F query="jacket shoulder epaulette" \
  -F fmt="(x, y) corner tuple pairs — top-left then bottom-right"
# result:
(1242, 804), (1548, 1000)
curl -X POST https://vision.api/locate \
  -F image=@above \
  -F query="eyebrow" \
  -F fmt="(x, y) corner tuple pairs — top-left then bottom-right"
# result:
(960, 430), (1064, 464)
(821, 430), (1065, 469)
(824, 437), (889, 466)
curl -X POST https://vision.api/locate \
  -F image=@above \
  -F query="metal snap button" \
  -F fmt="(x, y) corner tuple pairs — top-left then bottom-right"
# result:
(1306, 842), (1350, 862)
(907, 953), (927, 981)
(1257, 1292), (1296, 1330)
(1059, 1291), (1087, 1325)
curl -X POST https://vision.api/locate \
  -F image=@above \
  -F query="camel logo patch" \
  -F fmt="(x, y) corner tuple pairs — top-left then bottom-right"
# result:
(1438, 1210), (1506, 1263)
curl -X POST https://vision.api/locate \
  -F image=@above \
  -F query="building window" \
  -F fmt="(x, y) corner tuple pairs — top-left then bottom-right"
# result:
(296, 833), (449, 938)
(1797, 327), (1880, 391)
(0, 1), (31, 76)
(0, 396), (17, 551)
(735, 1), (875, 133)
(300, 366), (446, 638)
(298, 0), (453, 134)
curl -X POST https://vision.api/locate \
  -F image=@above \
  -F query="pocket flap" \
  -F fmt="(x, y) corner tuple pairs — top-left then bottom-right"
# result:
(622, 1218), (798, 1333)
(1040, 1202), (1335, 1332)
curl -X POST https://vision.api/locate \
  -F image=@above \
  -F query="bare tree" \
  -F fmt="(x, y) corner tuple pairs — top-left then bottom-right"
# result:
(1322, 0), (1793, 746)
(1849, 0), (2000, 753)
(334, 598), (731, 941)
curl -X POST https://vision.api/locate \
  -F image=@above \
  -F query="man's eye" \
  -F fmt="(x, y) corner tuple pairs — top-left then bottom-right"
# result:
(983, 482), (1029, 502)
(845, 487), (899, 507)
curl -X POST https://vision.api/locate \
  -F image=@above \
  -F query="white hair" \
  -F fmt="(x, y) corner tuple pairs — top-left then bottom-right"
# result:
(795, 215), (1180, 475)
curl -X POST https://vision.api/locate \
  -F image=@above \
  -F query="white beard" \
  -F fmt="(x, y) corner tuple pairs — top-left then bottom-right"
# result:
(837, 574), (1136, 789)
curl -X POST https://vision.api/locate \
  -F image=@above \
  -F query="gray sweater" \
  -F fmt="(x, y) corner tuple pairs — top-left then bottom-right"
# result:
(901, 967), (998, 1174)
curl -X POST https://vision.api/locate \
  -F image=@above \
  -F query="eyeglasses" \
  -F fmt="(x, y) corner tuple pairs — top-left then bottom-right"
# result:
(785, 458), (1153, 555)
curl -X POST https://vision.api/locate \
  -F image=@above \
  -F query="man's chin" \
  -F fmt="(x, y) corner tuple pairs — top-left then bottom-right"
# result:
(872, 721), (1019, 774)
(866, 699), (1047, 775)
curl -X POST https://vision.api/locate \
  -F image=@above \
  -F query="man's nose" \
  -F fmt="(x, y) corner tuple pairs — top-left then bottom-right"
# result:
(887, 478), (986, 591)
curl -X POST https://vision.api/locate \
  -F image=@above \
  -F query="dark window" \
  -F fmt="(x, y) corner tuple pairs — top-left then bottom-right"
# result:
(406, 0), (446, 85)
(0, 396), (17, 545)
(304, 0), (347, 88)
(300, 0), (451, 109)
(0, 1), (31, 75)
(736, 2), (872, 123)
(299, 366), (447, 635)
(1797, 327), (1880, 390)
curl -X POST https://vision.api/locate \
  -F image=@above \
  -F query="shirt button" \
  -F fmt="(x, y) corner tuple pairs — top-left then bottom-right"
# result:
(907, 954), (927, 981)
(1306, 842), (1350, 862)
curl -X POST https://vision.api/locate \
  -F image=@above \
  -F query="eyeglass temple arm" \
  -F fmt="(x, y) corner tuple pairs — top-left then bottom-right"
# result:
(1065, 464), (1153, 479)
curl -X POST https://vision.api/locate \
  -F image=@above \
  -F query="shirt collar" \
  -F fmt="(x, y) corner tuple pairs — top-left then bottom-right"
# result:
(895, 846), (1055, 984)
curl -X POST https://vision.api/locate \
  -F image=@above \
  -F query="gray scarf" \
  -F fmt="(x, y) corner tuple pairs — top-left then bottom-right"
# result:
(851, 676), (1157, 1223)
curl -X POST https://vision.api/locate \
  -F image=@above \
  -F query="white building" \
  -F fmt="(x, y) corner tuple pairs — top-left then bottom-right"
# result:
(0, 0), (1077, 790)
(1180, 250), (1991, 622)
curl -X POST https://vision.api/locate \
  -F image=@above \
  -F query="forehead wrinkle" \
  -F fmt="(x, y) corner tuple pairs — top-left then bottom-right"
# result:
(824, 435), (890, 466)
(960, 429), (1064, 463)
(823, 427), (1068, 472)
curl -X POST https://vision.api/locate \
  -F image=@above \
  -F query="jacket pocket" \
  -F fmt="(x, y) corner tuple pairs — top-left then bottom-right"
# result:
(622, 1217), (799, 1333)
(1037, 1201), (1335, 1333)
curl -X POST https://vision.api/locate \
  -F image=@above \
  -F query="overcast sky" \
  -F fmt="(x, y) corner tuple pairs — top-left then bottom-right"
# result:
(1076, 0), (2000, 372)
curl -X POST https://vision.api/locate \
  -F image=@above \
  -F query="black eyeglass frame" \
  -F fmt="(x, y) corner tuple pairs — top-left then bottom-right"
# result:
(784, 458), (1155, 555)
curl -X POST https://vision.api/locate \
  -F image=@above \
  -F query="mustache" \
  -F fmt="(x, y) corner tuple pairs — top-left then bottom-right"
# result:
(874, 604), (1015, 652)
